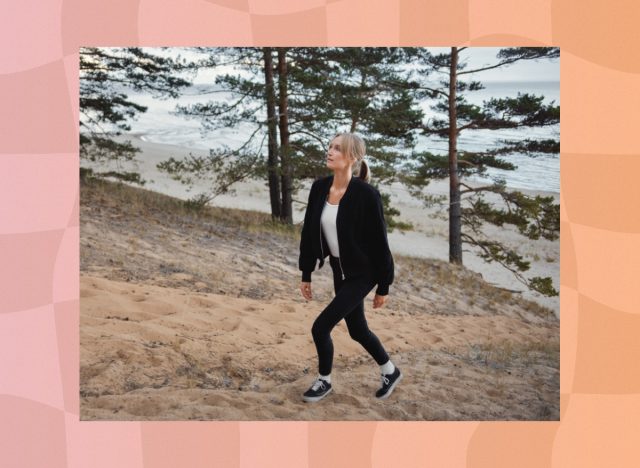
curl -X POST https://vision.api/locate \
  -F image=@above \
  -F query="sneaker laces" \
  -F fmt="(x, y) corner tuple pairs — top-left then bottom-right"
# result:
(311, 379), (326, 391)
(381, 374), (390, 386)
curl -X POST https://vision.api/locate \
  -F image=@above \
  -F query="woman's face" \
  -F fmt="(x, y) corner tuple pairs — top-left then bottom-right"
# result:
(326, 136), (354, 172)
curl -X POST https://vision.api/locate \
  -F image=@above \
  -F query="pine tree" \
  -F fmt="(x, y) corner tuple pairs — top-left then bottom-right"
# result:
(157, 47), (427, 229)
(263, 47), (281, 219)
(284, 47), (426, 229)
(403, 47), (560, 296)
(287, 47), (424, 182)
(157, 47), (273, 210)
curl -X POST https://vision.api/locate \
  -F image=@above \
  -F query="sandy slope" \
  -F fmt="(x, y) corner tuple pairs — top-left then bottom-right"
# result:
(80, 179), (559, 421)
(81, 276), (558, 421)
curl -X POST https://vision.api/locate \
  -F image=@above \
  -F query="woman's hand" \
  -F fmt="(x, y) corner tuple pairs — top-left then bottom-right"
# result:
(300, 281), (312, 301)
(373, 294), (387, 309)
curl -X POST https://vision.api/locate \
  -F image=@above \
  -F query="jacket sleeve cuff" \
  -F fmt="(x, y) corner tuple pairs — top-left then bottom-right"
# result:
(302, 271), (312, 282)
(375, 284), (389, 296)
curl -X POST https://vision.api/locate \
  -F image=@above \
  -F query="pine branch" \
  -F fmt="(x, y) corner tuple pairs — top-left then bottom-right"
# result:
(460, 232), (531, 288)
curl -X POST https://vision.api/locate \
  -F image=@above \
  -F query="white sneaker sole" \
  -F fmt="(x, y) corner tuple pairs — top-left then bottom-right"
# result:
(376, 372), (403, 400)
(302, 387), (333, 403)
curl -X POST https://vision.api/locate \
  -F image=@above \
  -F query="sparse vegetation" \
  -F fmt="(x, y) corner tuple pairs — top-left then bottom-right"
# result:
(80, 176), (559, 420)
(82, 176), (300, 239)
(82, 176), (556, 319)
(464, 339), (560, 368)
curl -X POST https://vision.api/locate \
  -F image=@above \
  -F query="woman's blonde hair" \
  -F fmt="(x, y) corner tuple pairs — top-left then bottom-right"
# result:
(333, 132), (370, 183)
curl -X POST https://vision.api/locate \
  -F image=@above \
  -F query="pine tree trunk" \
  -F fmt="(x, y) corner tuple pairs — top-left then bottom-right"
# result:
(263, 47), (281, 220)
(448, 47), (463, 264)
(277, 48), (293, 224)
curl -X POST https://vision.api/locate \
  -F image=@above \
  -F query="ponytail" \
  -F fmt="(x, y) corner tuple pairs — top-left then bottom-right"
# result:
(357, 158), (371, 183)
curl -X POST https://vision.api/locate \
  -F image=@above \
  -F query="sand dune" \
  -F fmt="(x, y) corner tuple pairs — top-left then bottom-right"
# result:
(80, 179), (559, 421)
(81, 275), (558, 421)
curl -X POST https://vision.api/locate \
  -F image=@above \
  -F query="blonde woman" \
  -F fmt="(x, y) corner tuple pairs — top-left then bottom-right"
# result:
(298, 132), (402, 402)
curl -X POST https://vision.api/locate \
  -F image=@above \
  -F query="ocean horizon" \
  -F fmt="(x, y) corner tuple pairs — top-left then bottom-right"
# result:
(118, 79), (560, 193)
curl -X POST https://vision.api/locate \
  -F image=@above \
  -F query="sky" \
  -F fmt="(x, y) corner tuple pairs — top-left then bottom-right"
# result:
(427, 47), (559, 82)
(147, 47), (559, 85)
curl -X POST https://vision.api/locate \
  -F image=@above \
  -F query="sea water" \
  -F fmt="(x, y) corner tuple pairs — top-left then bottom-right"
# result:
(121, 79), (560, 193)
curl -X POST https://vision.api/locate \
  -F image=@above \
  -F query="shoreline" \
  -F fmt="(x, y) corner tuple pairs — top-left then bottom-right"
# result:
(82, 133), (560, 317)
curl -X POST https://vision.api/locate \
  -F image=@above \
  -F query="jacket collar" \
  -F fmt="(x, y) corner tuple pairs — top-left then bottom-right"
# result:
(321, 174), (356, 203)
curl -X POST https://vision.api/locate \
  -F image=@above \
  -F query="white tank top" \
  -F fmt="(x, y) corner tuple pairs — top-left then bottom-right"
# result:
(320, 201), (340, 257)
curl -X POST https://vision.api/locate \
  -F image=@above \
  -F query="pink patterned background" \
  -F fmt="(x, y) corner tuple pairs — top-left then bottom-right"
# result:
(1, 0), (639, 466)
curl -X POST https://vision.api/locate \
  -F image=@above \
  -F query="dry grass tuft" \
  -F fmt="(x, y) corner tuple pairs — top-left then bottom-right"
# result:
(81, 177), (300, 239)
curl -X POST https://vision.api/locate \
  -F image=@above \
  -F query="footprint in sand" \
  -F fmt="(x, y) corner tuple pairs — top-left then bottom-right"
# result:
(219, 317), (241, 332)
(80, 288), (97, 298)
(280, 304), (296, 314)
(332, 394), (365, 408)
(136, 301), (176, 317)
(272, 408), (293, 418)
(189, 297), (222, 308)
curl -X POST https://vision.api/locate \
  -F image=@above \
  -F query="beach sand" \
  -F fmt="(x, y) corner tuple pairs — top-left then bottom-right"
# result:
(80, 175), (559, 421)
(81, 275), (558, 421)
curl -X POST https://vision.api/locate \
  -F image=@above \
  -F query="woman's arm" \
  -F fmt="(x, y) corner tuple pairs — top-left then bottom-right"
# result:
(299, 180), (318, 282)
(367, 188), (394, 296)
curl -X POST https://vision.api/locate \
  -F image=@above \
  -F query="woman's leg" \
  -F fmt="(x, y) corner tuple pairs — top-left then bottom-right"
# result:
(329, 257), (389, 365)
(311, 258), (377, 375)
(343, 301), (390, 366)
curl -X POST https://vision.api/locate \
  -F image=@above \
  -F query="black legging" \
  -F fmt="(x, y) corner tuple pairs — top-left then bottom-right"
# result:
(311, 255), (390, 375)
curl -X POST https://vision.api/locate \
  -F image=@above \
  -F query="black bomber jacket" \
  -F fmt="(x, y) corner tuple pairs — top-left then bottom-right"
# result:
(298, 175), (395, 296)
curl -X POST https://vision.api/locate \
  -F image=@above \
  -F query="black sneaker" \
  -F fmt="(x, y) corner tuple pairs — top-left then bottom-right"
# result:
(302, 378), (332, 402)
(375, 367), (403, 399)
